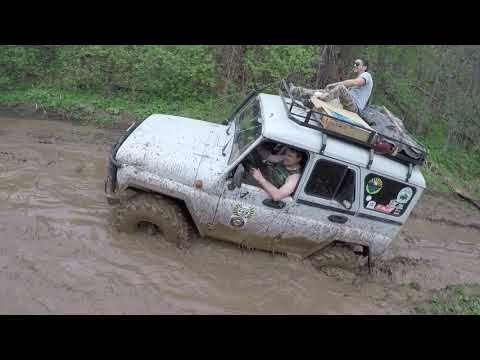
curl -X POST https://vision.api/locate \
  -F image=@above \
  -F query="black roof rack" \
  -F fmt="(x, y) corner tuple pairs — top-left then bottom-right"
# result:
(279, 79), (427, 167)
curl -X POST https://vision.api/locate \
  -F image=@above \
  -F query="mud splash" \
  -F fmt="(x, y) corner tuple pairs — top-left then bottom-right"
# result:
(1, 116), (479, 314)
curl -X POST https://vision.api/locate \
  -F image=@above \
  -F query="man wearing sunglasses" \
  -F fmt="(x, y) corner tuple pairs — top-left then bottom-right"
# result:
(289, 59), (373, 114)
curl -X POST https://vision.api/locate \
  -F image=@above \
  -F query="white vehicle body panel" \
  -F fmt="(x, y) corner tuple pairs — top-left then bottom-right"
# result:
(112, 92), (426, 260)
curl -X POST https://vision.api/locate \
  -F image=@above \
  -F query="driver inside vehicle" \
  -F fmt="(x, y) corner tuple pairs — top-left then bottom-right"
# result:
(249, 144), (304, 202)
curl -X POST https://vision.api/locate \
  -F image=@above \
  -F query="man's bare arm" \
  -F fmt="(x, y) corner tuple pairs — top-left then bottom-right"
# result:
(256, 173), (300, 202)
(338, 77), (366, 88)
(327, 77), (366, 90)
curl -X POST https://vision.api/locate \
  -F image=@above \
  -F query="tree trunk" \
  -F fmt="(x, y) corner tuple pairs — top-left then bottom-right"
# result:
(315, 45), (360, 89)
(335, 45), (358, 79)
(418, 47), (449, 135)
(473, 60), (480, 96)
(376, 46), (387, 92)
(212, 45), (247, 94)
(315, 45), (336, 88)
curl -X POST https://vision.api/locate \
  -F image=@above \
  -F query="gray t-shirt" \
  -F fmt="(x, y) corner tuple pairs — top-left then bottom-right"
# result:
(349, 71), (373, 111)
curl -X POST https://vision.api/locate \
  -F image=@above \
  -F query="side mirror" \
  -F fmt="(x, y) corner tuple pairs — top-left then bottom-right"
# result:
(263, 198), (285, 209)
(254, 84), (266, 92)
(228, 163), (245, 190)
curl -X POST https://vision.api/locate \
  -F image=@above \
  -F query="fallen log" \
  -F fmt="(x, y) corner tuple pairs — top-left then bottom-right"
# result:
(441, 175), (480, 210)
(454, 188), (480, 210)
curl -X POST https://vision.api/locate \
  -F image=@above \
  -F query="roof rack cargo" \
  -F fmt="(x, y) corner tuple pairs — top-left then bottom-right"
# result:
(279, 79), (427, 167)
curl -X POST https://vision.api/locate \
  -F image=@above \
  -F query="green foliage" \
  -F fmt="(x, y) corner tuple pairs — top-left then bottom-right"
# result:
(416, 284), (480, 315)
(0, 46), (46, 83)
(0, 86), (238, 125)
(0, 46), (218, 100)
(244, 46), (318, 87)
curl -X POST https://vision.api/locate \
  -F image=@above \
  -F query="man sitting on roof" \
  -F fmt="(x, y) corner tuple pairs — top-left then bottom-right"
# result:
(289, 58), (373, 114)
(249, 145), (304, 202)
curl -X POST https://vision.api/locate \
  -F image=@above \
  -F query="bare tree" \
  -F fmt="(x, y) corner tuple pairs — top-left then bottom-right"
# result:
(315, 45), (336, 88)
(212, 45), (248, 94)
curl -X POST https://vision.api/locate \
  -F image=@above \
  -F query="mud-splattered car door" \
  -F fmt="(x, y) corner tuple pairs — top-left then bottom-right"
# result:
(206, 181), (292, 253)
(276, 155), (363, 258)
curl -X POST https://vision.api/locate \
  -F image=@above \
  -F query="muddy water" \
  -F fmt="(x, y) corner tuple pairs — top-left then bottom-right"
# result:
(1, 117), (479, 314)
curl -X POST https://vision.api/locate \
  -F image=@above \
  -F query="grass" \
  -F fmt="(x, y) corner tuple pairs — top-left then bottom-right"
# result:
(1, 85), (479, 198)
(0, 86), (241, 125)
(415, 284), (480, 315)
(422, 136), (480, 199)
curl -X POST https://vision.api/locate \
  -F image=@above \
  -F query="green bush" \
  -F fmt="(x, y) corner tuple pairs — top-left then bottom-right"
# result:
(244, 45), (318, 88)
(0, 46), (45, 83)
(52, 45), (218, 100)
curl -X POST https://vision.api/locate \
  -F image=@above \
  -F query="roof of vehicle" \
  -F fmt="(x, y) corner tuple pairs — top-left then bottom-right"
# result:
(258, 93), (426, 188)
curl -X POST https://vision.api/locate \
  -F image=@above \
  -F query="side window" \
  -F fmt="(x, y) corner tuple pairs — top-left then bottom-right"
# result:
(241, 141), (308, 191)
(305, 159), (356, 207)
(363, 173), (416, 217)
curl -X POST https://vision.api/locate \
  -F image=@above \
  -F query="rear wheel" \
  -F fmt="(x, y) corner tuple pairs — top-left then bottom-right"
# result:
(113, 192), (193, 248)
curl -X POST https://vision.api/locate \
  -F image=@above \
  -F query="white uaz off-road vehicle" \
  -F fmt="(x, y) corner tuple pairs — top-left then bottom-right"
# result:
(105, 81), (427, 269)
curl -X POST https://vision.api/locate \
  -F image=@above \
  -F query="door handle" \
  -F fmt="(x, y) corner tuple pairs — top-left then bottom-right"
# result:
(328, 214), (348, 224)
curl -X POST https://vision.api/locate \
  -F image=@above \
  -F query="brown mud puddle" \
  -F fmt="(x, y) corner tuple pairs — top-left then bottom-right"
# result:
(1, 116), (479, 314)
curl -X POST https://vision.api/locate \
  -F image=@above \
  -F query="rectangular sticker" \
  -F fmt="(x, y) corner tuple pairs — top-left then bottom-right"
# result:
(374, 204), (395, 214)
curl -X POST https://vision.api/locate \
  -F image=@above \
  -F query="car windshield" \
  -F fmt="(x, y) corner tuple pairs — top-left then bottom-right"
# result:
(228, 97), (262, 165)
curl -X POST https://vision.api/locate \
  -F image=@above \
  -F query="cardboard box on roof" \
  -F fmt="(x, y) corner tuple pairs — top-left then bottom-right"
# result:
(311, 97), (372, 129)
(310, 97), (375, 144)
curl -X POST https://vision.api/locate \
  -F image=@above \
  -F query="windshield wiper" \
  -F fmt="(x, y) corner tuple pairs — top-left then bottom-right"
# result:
(222, 121), (235, 156)
(226, 120), (233, 135)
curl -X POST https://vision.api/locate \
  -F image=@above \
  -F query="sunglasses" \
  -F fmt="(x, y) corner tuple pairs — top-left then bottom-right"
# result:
(354, 62), (362, 67)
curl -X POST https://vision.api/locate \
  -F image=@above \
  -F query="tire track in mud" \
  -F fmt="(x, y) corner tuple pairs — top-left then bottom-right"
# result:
(1, 115), (479, 314)
(413, 215), (480, 231)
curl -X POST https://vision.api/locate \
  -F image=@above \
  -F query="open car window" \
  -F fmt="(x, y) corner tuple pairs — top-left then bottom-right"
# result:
(240, 141), (307, 192)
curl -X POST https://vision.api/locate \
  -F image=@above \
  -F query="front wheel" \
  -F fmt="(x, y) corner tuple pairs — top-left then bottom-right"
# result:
(113, 192), (193, 248)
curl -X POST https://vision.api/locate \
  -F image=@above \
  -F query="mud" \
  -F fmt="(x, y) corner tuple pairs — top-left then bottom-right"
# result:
(1, 115), (479, 314)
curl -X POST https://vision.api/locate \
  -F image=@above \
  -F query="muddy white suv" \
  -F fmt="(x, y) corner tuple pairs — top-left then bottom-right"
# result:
(105, 81), (427, 269)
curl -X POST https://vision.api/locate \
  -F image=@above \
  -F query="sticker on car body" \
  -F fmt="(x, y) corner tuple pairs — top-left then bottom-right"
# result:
(232, 203), (255, 219)
(366, 201), (376, 209)
(397, 187), (413, 204)
(366, 177), (383, 195)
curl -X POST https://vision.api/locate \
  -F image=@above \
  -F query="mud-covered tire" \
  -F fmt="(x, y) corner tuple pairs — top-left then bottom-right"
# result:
(310, 243), (364, 271)
(113, 192), (193, 248)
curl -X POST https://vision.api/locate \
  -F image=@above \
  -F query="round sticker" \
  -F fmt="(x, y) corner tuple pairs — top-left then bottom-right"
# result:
(397, 187), (413, 204)
(366, 177), (383, 195)
(230, 216), (245, 227)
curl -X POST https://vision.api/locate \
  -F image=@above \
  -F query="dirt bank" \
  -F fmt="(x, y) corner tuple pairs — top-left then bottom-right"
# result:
(0, 102), (138, 130)
(1, 114), (479, 314)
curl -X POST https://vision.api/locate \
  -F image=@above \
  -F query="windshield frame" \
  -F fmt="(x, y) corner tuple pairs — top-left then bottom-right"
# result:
(227, 96), (263, 166)
(224, 136), (264, 176)
(226, 89), (260, 134)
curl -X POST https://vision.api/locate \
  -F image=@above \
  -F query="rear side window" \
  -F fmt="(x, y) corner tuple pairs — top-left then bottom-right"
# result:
(363, 173), (416, 216)
(305, 159), (355, 205)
